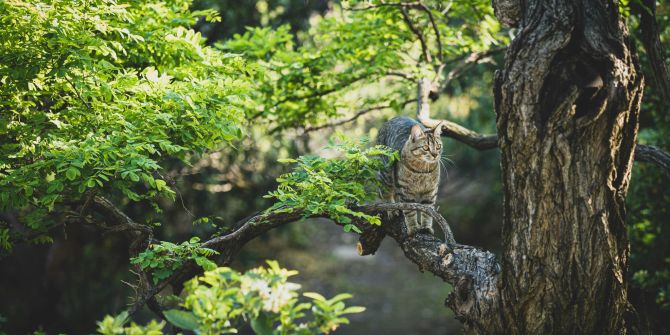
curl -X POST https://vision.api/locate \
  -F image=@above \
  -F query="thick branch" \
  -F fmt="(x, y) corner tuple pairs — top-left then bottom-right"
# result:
(130, 202), (500, 328)
(418, 117), (498, 150)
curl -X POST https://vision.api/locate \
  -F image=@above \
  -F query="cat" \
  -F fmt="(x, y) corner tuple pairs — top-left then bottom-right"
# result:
(377, 116), (443, 236)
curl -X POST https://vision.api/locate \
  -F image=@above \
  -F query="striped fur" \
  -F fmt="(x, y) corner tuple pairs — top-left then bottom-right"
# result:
(377, 116), (443, 235)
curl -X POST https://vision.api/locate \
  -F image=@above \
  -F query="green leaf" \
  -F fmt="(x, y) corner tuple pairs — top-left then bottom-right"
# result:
(163, 309), (199, 331)
(328, 293), (353, 304)
(343, 224), (362, 234)
(195, 256), (217, 271)
(155, 179), (167, 191)
(303, 292), (326, 301)
(250, 312), (273, 335)
(341, 306), (366, 314)
(65, 167), (79, 181)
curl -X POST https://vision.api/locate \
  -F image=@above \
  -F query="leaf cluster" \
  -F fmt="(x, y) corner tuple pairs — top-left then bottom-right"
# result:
(221, 0), (508, 131)
(265, 135), (397, 233)
(97, 261), (365, 335)
(130, 237), (218, 284)
(0, 0), (252, 250)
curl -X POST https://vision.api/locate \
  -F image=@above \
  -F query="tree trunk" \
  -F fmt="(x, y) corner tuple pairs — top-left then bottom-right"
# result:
(492, 0), (643, 334)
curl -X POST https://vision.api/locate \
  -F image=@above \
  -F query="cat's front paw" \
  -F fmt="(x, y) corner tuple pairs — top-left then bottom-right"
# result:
(405, 223), (420, 237)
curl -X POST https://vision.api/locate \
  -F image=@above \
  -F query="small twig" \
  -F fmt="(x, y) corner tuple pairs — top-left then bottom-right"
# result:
(418, 2), (443, 63)
(400, 7), (432, 64)
(386, 71), (414, 80)
(64, 75), (94, 112)
(303, 99), (416, 133)
(436, 47), (506, 98)
(272, 74), (369, 107)
(346, 1), (422, 12)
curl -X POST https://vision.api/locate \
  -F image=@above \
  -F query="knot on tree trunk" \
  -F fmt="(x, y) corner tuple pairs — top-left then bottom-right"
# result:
(441, 246), (502, 332)
(492, 0), (521, 28)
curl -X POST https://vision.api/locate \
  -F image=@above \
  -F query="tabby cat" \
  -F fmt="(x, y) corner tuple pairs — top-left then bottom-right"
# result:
(377, 116), (443, 236)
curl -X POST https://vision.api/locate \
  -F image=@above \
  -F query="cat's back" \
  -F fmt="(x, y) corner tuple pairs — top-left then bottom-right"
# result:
(377, 116), (425, 152)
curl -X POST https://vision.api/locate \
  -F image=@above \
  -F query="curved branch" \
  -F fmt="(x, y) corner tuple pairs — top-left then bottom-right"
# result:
(346, 1), (422, 12)
(634, 0), (670, 108)
(437, 47), (506, 97)
(90, 196), (152, 253)
(129, 202), (500, 328)
(87, 196), (164, 318)
(634, 144), (670, 178)
(303, 100), (416, 133)
(272, 74), (370, 107)
(416, 2), (443, 62)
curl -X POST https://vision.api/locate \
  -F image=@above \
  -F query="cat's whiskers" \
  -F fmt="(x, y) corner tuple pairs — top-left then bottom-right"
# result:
(440, 155), (455, 168)
(438, 157), (449, 179)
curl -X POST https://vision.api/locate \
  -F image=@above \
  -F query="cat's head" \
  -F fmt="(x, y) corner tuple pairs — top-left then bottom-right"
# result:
(402, 124), (443, 166)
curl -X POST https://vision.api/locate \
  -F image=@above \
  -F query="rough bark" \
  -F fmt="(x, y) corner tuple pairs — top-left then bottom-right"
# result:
(492, 0), (643, 334)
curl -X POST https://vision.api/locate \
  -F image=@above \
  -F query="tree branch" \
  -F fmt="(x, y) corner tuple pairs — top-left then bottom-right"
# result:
(303, 100), (416, 133)
(128, 202), (499, 327)
(419, 117), (498, 150)
(86, 196), (164, 318)
(346, 1), (422, 12)
(399, 7), (432, 63)
(633, 144), (670, 178)
(419, 116), (670, 178)
(271, 74), (370, 108)
(436, 47), (506, 98)
(89, 196), (152, 252)
(416, 2), (443, 63)
(634, 0), (670, 108)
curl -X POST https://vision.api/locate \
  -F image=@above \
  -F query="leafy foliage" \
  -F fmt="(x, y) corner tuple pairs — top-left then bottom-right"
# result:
(97, 311), (164, 335)
(130, 237), (218, 284)
(0, 0), (507, 250)
(265, 135), (397, 233)
(98, 261), (365, 335)
(220, 0), (507, 130)
(0, 0), (251, 249)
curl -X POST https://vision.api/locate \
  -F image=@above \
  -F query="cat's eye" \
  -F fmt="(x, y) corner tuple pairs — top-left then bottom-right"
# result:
(422, 145), (429, 150)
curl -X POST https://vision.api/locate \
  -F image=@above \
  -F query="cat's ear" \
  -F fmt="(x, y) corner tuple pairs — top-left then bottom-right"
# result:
(433, 122), (443, 137)
(410, 124), (425, 142)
